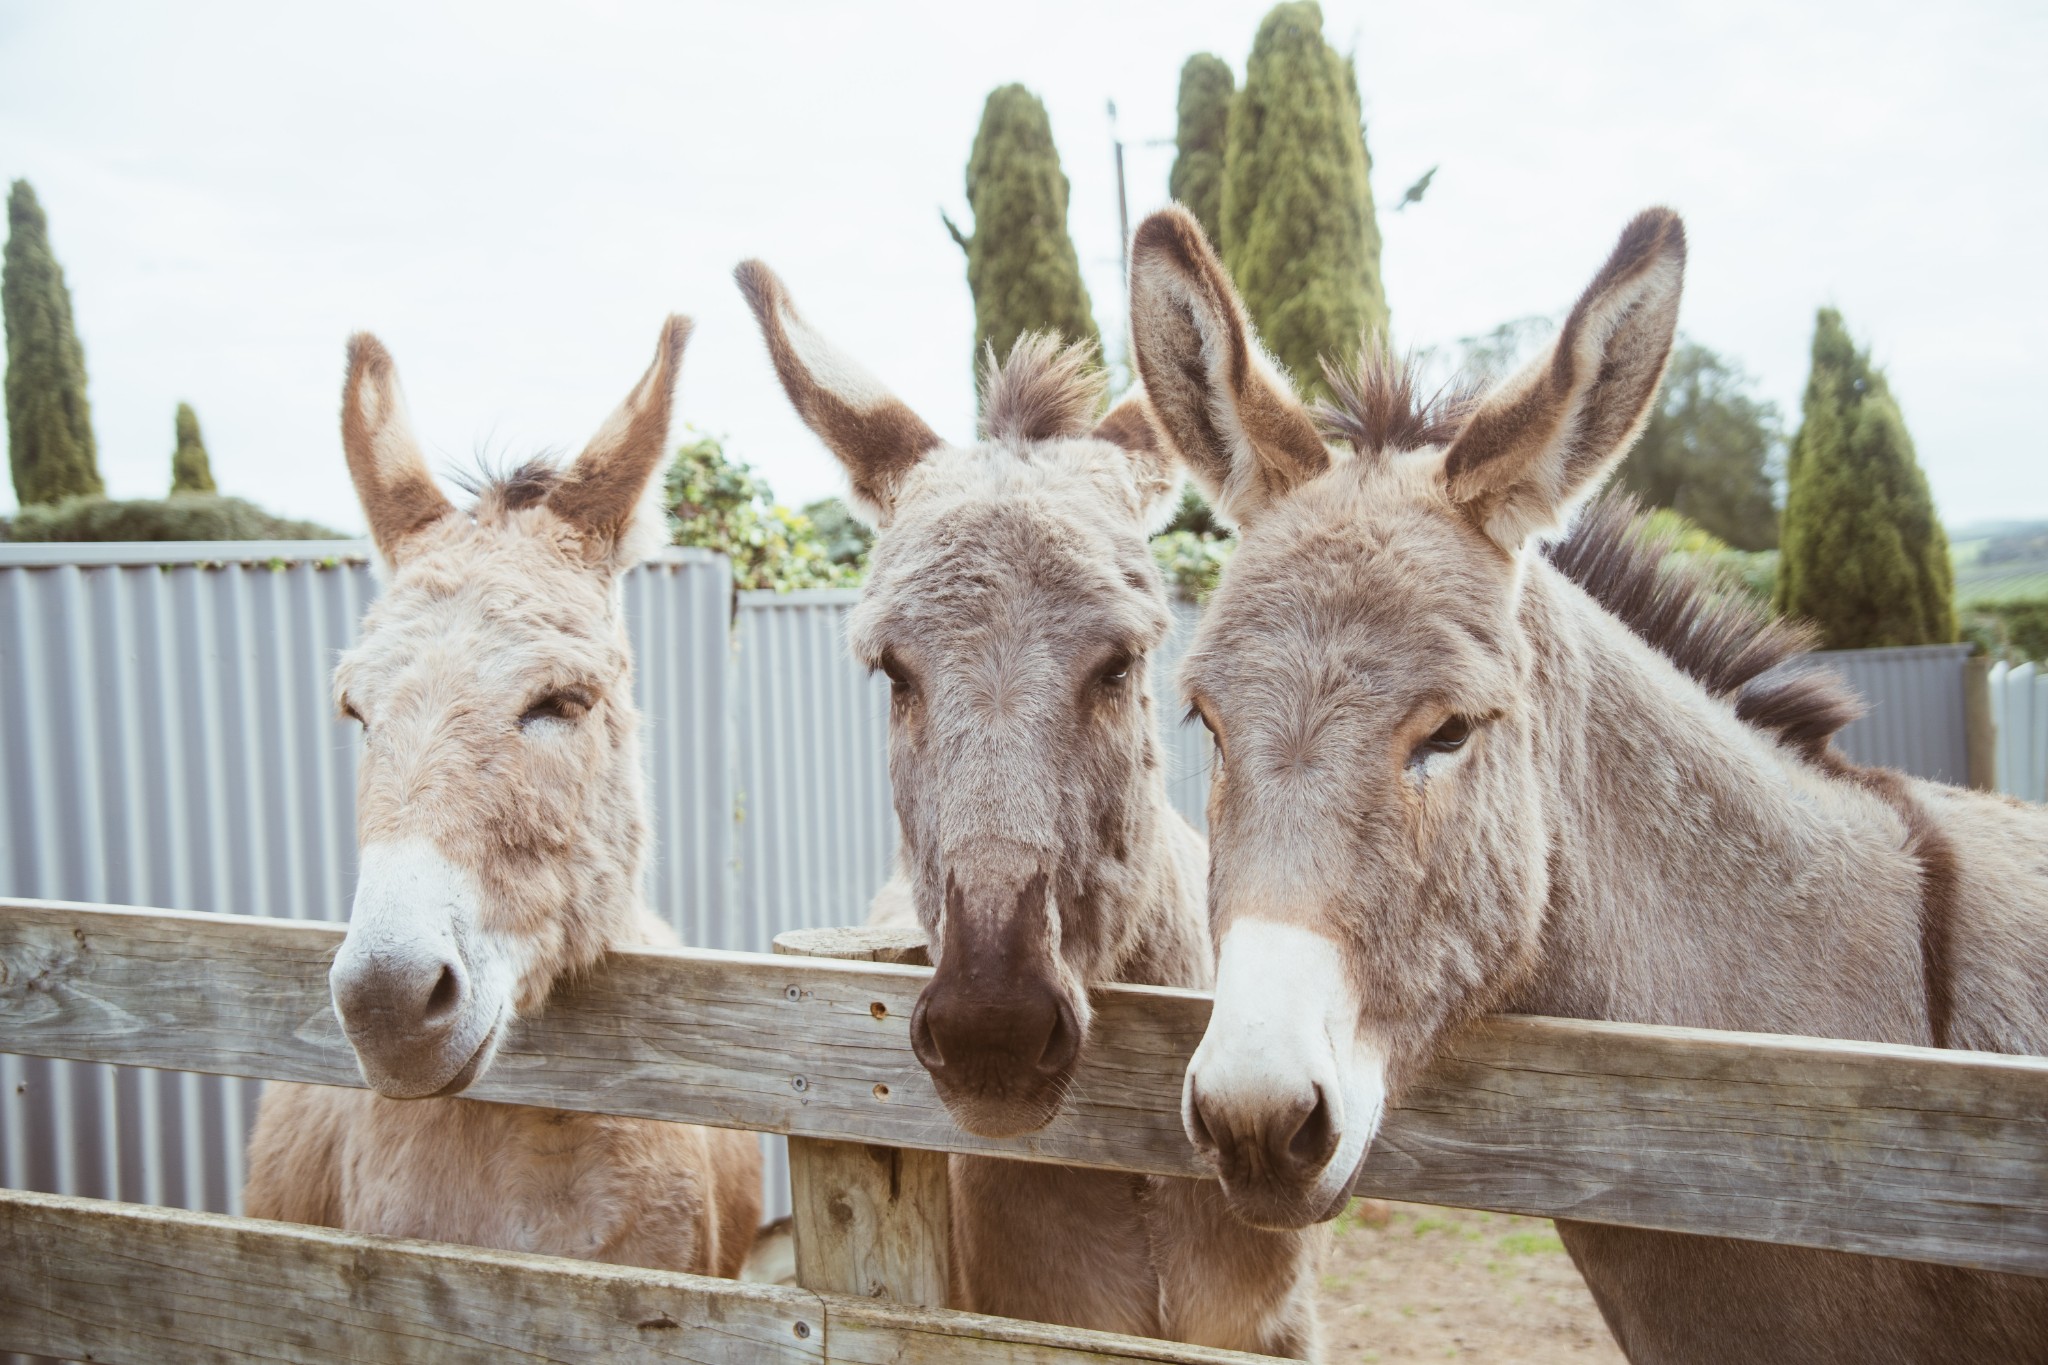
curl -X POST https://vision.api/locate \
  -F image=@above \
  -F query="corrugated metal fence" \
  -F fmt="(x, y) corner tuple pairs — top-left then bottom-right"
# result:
(0, 542), (1216, 1238)
(4, 542), (2034, 1251)
(1988, 660), (2048, 802)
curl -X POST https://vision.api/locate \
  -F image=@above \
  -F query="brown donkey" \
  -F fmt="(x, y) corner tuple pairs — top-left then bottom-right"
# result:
(737, 262), (1325, 1357)
(1129, 204), (2048, 1364)
(244, 321), (760, 1274)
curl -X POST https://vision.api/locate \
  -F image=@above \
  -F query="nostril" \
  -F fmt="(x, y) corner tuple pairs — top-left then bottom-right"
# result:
(1185, 1085), (1221, 1155)
(1034, 998), (1080, 1075)
(422, 963), (461, 1024)
(908, 993), (945, 1071)
(1281, 1083), (1339, 1174)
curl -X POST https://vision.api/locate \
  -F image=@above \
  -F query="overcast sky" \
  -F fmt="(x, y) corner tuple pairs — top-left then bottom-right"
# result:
(3, 0), (2043, 532)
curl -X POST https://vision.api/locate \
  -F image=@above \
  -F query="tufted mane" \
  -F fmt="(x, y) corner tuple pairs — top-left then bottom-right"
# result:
(1546, 488), (1862, 761)
(980, 332), (1107, 445)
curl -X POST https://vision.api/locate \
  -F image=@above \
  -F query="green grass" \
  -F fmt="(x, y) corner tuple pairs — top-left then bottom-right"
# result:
(1496, 1229), (1567, 1256)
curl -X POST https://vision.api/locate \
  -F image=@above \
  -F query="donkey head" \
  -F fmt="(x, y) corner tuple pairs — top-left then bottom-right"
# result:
(327, 319), (686, 1099)
(1130, 206), (1685, 1227)
(739, 262), (1181, 1137)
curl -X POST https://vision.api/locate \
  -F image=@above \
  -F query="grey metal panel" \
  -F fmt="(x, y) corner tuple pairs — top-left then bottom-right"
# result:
(1155, 600), (1214, 837)
(1792, 644), (1975, 784)
(730, 589), (895, 945)
(1988, 661), (2048, 802)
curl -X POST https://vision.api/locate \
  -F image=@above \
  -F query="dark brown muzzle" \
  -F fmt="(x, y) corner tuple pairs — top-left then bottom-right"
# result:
(909, 872), (1083, 1137)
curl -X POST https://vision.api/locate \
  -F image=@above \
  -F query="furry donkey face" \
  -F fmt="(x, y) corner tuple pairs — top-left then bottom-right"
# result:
(1130, 206), (1685, 1228)
(327, 320), (685, 1099)
(739, 262), (1185, 1137)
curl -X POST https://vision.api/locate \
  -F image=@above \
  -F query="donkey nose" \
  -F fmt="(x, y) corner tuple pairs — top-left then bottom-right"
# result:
(1187, 1080), (1338, 1186)
(332, 952), (468, 1038)
(912, 983), (1079, 1077)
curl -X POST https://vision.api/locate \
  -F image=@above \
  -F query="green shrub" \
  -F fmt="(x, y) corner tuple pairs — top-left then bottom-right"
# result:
(4, 493), (344, 542)
(664, 430), (855, 590)
(169, 402), (216, 494)
(1169, 54), (1234, 246)
(1150, 529), (1235, 602)
(950, 84), (1101, 381)
(1220, 2), (1388, 397)
(1775, 308), (1955, 648)
(5, 180), (103, 505)
(1963, 599), (2048, 664)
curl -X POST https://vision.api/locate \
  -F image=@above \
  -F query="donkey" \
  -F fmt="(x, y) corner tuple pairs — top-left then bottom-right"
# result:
(1126, 202), (2048, 1363)
(243, 320), (761, 1275)
(736, 262), (1325, 1356)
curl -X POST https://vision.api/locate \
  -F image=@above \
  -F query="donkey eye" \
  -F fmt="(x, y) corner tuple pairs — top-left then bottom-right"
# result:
(878, 650), (915, 698)
(1096, 652), (1135, 689)
(520, 690), (592, 728)
(339, 700), (367, 731)
(1422, 716), (1472, 755)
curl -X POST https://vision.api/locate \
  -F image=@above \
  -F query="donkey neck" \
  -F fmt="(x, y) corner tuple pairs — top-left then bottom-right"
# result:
(1506, 562), (1933, 1045)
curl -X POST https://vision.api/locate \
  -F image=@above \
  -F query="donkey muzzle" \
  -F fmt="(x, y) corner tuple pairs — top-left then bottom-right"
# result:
(909, 870), (1085, 1138)
(330, 839), (516, 1099)
(1182, 918), (1387, 1229)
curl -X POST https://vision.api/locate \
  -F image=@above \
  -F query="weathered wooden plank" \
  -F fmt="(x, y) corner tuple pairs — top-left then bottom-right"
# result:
(825, 1299), (1281, 1364)
(0, 1187), (818, 1364)
(778, 926), (952, 1309)
(0, 1190), (1275, 1365)
(775, 925), (930, 966)
(3, 900), (2047, 1276)
(788, 1139), (953, 1308)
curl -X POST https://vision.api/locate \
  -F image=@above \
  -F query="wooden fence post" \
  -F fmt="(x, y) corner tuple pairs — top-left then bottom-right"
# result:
(773, 925), (953, 1309)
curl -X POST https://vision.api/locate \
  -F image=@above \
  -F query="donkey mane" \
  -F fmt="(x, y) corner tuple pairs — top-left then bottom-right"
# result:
(449, 457), (566, 517)
(1546, 489), (1863, 760)
(980, 332), (1107, 445)
(1313, 347), (1479, 458)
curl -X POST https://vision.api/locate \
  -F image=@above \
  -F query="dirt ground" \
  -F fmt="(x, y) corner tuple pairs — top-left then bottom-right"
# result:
(748, 1198), (1625, 1363)
(1319, 1200), (1623, 1364)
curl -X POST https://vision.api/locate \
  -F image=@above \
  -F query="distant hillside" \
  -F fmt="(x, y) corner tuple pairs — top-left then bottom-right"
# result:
(1951, 520), (2048, 606)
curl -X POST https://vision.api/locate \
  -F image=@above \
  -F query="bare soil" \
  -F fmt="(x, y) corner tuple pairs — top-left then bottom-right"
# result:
(1318, 1201), (1624, 1363)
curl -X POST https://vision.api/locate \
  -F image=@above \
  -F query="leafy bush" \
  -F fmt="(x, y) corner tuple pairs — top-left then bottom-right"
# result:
(4, 492), (343, 542)
(664, 430), (856, 590)
(1963, 599), (2048, 664)
(1151, 529), (1235, 602)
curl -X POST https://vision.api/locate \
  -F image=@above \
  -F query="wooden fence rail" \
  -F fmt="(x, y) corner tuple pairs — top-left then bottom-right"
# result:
(0, 1188), (1269, 1364)
(3, 898), (2047, 1281)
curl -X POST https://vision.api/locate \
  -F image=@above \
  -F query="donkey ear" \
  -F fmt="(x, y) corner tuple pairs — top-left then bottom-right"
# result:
(341, 335), (456, 572)
(1092, 390), (1182, 533)
(1442, 209), (1686, 551)
(735, 260), (943, 527)
(548, 315), (690, 572)
(1128, 206), (1328, 530)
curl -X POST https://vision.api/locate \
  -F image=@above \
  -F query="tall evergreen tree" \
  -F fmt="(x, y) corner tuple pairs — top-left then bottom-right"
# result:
(169, 402), (217, 494)
(1775, 308), (1955, 648)
(1168, 54), (1234, 247)
(947, 84), (1101, 379)
(1220, 2), (1387, 398)
(1619, 340), (1782, 551)
(4, 180), (102, 506)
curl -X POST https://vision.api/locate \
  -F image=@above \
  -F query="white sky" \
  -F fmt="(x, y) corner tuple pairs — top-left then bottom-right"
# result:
(2, 0), (2043, 531)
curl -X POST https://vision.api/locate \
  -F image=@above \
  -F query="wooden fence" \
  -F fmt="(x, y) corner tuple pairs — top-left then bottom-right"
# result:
(3, 897), (2046, 1362)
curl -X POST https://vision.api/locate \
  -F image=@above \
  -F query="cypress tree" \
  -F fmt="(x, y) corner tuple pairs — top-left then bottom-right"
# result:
(1169, 54), (1235, 247)
(949, 84), (1101, 378)
(169, 402), (217, 494)
(1220, 2), (1388, 398)
(4, 180), (103, 505)
(1775, 308), (1956, 648)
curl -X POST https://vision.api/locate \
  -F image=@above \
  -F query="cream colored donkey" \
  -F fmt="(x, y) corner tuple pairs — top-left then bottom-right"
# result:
(245, 320), (759, 1275)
